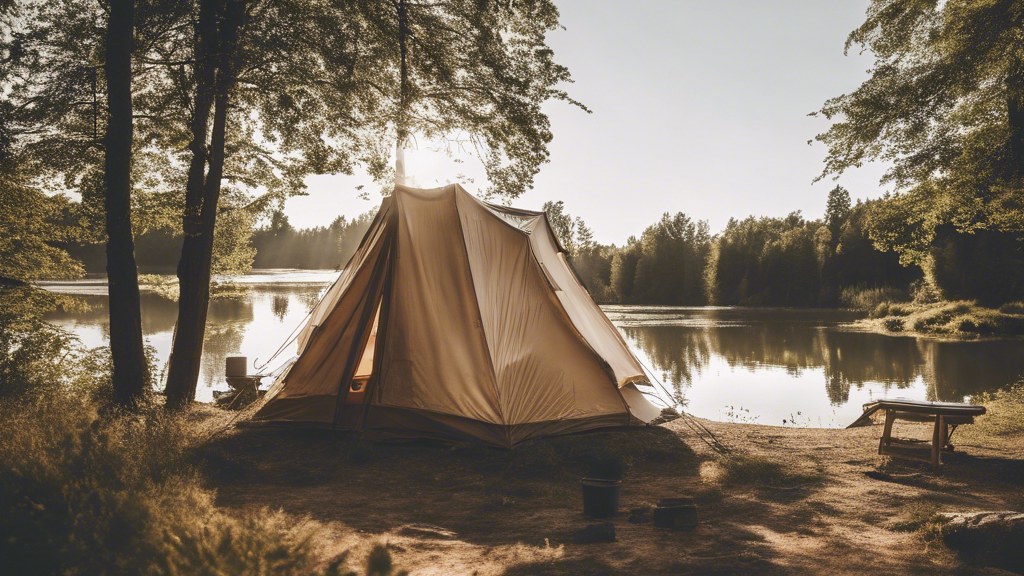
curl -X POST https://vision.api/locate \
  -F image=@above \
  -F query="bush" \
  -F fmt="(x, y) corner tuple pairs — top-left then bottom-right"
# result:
(840, 285), (909, 311)
(909, 278), (942, 304)
(883, 317), (905, 332)
(999, 302), (1024, 315)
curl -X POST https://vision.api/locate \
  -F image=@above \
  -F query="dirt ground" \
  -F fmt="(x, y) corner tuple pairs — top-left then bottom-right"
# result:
(194, 408), (1024, 576)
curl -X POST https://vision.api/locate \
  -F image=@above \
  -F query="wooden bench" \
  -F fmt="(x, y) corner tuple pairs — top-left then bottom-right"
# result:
(848, 399), (986, 471)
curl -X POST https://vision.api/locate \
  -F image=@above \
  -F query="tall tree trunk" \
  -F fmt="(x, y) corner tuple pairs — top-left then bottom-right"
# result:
(164, 0), (245, 408)
(105, 0), (149, 405)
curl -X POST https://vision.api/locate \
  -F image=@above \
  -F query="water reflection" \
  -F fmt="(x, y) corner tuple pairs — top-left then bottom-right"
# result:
(38, 281), (1024, 427)
(610, 307), (1024, 426)
(41, 270), (336, 402)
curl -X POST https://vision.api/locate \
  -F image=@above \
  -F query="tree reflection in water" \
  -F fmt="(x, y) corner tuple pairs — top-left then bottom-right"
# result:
(614, 307), (1024, 425)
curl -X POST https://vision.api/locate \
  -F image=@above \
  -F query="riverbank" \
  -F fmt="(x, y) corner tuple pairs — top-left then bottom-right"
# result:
(850, 300), (1024, 340)
(189, 384), (1024, 575)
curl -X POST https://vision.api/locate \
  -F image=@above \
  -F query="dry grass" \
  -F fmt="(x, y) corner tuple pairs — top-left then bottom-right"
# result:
(0, 390), (403, 576)
(860, 300), (1024, 338)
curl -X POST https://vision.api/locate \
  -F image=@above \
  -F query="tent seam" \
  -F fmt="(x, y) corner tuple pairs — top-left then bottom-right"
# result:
(452, 186), (511, 447)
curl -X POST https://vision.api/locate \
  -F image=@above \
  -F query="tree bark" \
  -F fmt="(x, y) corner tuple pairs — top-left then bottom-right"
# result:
(105, 0), (150, 405)
(164, 0), (245, 408)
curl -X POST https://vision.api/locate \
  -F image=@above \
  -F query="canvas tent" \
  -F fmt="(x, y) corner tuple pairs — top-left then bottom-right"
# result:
(249, 184), (661, 447)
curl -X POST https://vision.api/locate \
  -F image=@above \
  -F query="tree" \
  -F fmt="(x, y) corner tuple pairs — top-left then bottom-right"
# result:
(542, 200), (594, 258)
(824, 185), (851, 246)
(813, 0), (1024, 303)
(104, 0), (149, 404)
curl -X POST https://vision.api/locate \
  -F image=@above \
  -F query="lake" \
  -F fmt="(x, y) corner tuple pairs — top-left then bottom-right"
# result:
(39, 270), (1024, 427)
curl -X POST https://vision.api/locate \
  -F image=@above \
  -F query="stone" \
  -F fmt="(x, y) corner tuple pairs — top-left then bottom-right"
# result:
(572, 522), (616, 544)
(940, 511), (1024, 573)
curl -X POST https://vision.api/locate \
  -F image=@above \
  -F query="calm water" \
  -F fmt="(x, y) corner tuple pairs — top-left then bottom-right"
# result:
(39, 271), (1024, 426)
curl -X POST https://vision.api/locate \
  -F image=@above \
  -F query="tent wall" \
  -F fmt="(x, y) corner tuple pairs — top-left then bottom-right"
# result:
(456, 192), (630, 425)
(372, 186), (504, 424)
(253, 202), (394, 424)
(525, 215), (649, 387)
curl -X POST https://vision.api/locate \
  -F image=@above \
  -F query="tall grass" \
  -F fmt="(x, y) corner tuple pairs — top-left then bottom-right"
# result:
(1, 288), (401, 575)
(839, 285), (909, 311)
(0, 390), (358, 575)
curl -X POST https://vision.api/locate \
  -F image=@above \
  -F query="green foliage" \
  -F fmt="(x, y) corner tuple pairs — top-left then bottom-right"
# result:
(589, 213), (711, 306)
(999, 302), (1024, 314)
(842, 285), (909, 312)
(706, 212), (822, 306)
(865, 299), (1024, 337)
(967, 379), (1024, 438)
(0, 286), (106, 400)
(824, 185), (851, 243)
(0, 297), (398, 575)
(543, 200), (595, 259)
(0, 178), (83, 282)
(814, 0), (1024, 302)
(883, 317), (905, 332)
(630, 213), (711, 305)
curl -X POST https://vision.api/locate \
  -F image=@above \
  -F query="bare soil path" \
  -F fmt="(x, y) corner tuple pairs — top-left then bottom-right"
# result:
(196, 411), (1024, 575)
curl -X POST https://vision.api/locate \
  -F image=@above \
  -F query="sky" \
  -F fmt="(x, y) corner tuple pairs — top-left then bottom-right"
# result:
(285, 0), (889, 246)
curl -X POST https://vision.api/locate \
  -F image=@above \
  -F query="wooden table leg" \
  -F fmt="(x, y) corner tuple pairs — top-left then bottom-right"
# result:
(931, 416), (941, 472)
(879, 409), (895, 455)
(939, 416), (948, 450)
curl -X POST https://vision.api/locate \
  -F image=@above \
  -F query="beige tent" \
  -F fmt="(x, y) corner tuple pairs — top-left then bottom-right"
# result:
(250, 184), (661, 447)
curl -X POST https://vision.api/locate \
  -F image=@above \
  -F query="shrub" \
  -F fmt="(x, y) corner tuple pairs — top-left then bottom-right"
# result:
(883, 317), (905, 332)
(999, 302), (1024, 315)
(840, 285), (909, 311)
(888, 304), (912, 316)
(909, 279), (942, 304)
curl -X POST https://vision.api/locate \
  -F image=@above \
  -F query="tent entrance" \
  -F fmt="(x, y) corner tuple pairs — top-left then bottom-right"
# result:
(346, 303), (382, 405)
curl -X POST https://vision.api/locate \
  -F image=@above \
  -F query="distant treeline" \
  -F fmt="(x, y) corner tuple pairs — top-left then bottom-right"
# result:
(553, 185), (1018, 308)
(250, 211), (375, 269)
(64, 187), (1020, 309)
(67, 210), (376, 273)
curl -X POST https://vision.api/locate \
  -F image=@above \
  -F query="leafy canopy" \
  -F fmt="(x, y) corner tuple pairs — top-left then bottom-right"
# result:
(813, 0), (1024, 264)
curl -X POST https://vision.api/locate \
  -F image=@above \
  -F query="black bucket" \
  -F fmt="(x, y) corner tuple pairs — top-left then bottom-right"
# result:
(580, 478), (621, 518)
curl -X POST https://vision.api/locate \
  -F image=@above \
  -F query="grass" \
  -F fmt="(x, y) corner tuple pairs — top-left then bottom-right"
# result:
(0, 389), (403, 575)
(861, 300), (1024, 338)
(961, 379), (1024, 441)
(714, 452), (825, 489)
(886, 497), (948, 540)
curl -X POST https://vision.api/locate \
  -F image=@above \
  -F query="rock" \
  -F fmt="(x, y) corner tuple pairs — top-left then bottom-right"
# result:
(572, 522), (616, 544)
(653, 497), (698, 530)
(940, 511), (1024, 573)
